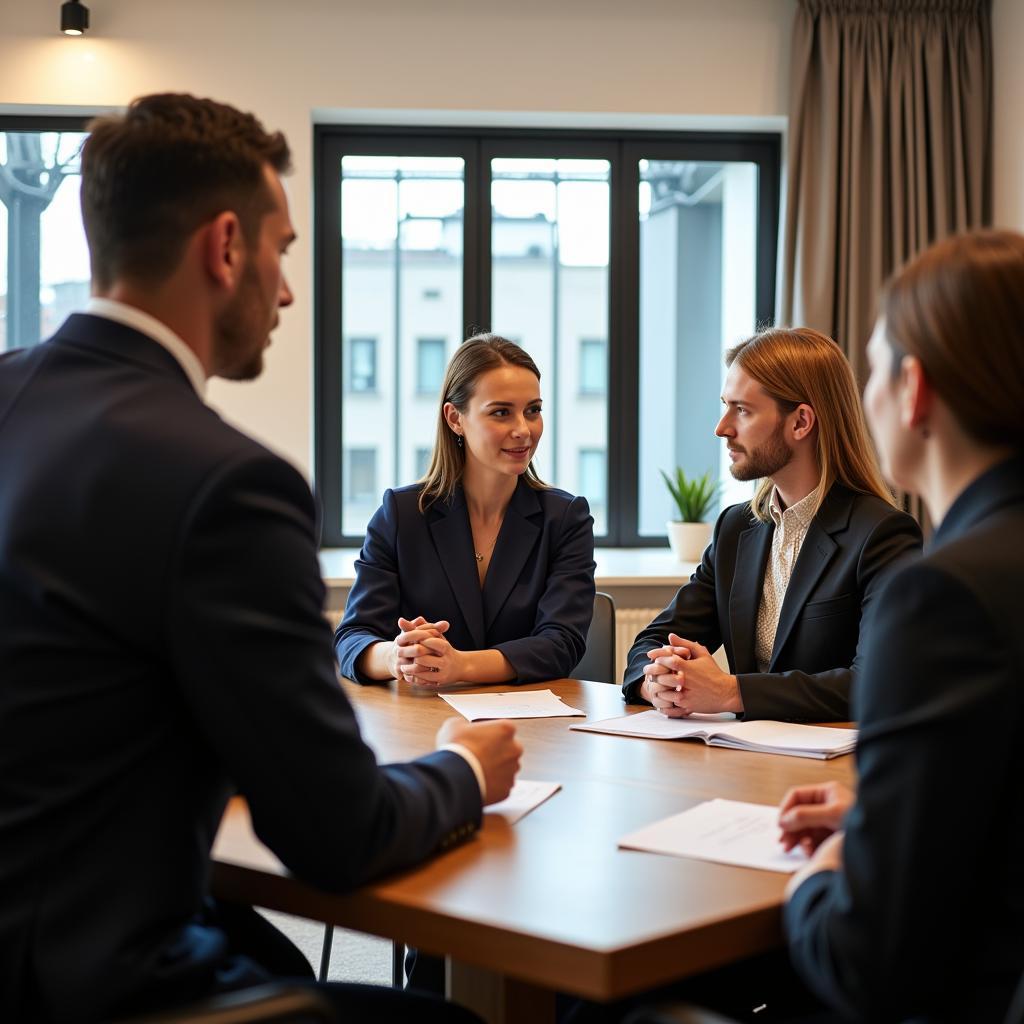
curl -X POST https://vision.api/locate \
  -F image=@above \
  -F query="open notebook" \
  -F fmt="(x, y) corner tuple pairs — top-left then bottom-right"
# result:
(571, 709), (856, 759)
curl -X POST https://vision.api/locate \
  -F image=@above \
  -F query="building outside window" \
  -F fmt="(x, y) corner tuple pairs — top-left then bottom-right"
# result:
(347, 336), (377, 392)
(578, 447), (607, 531)
(346, 446), (378, 501)
(0, 123), (90, 353)
(578, 338), (606, 395)
(416, 337), (446, 394)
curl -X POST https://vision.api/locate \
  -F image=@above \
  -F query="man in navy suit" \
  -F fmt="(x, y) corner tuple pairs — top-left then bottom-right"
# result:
(0, 93), (521, 1023)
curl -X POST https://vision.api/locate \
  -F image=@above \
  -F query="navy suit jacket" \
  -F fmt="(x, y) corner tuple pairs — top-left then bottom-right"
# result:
(0, 315), (481, 1023)
(785, 456), (1024, 1022)
(335, 479), (596, 684)
(622, 484), (922, 721)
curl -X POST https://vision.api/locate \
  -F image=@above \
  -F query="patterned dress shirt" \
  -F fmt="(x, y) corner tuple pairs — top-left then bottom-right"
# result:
(754, 487), (817, 673)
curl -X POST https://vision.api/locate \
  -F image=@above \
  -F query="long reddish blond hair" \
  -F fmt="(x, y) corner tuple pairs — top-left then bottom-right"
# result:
(727, 327), (896, 522)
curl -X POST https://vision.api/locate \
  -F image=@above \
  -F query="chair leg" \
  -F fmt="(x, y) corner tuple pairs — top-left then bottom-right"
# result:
(318, 924), (333, 982)
(392, 942), (405, 987)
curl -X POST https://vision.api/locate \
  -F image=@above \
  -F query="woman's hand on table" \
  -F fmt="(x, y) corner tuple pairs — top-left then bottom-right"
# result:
(401, 631), (468, 687)
(389, 616), (450, 681)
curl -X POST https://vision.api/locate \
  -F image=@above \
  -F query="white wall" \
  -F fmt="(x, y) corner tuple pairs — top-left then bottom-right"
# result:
(993, 0), (1024, 232)
(0, 0), (793, 477)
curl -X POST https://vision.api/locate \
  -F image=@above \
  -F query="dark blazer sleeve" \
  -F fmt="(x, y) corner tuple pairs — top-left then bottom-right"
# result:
(621, 508), (725, 704)
(492, 494), (596, 683)
(784, 561), (1016, 1020)
(334, 489), (401, 684)
(169, 458), (480, 892)
(737, 508), (921, 721)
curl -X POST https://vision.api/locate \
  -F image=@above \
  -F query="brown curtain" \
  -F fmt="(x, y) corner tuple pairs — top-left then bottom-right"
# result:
(781, 0), (993, 386)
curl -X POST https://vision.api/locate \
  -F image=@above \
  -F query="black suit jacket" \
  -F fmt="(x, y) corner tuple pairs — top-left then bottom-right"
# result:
(785, 456), (1024, 1023)
(622, 484), (921, 720)
(335, 480), (596, 685)
(0, 315), (481, 1023)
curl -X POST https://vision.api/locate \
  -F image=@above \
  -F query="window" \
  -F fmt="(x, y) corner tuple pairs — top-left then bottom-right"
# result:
(316, 128), (779, 546)
(579, 338), (606, 396)
(637, 159), (762, 534)
(346, 446), (378, 501)
(415, 446), (431, 479)
(1, 119), (90, 353)
(578, 448), (607, 535)
(416, 337), (446, 394)
(347, 336), (377, 392)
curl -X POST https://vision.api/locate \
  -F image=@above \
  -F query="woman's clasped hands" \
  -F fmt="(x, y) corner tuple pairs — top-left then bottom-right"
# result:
(390, 616), (466, 686)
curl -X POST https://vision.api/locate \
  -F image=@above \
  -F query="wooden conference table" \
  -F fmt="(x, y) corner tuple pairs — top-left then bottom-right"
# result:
(212, 679), (855, 1023)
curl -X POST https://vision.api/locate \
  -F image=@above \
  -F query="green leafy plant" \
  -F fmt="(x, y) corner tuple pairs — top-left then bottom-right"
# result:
(660, 467), (719, 523)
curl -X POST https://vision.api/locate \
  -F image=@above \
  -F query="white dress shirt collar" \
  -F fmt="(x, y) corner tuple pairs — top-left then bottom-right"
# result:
(84, 297), (207, 400)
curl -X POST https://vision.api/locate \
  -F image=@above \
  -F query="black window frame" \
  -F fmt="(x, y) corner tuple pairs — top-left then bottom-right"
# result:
(314, 125), (780, 548)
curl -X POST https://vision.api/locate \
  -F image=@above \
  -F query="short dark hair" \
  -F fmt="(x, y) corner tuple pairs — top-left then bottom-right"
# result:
(81, 93), (291, 289)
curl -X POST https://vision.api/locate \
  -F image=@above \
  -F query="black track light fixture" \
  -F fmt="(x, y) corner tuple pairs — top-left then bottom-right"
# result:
(61, 0), (89, 36)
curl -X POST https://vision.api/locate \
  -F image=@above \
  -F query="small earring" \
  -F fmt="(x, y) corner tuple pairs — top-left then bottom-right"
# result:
(456, 435), (464, 448)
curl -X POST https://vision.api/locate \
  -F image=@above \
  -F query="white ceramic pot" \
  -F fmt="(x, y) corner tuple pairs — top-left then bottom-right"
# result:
(666, 520), (713, 562)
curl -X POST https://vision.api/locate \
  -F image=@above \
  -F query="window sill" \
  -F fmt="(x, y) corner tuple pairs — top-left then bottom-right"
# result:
(319, 546), (696, 588)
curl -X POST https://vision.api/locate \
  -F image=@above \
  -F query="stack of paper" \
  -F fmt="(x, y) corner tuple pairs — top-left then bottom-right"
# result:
(440, 688), (586, 721)
(619, 798), (808, 873)
(571, 709), (856, 759)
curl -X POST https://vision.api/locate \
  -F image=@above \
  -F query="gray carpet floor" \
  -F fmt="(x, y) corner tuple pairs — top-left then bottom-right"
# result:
(260, 909), (393, 985)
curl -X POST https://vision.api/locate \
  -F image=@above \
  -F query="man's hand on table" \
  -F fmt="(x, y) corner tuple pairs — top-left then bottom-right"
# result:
(437, 718), (523, 805)
(641, 633), (744, 715)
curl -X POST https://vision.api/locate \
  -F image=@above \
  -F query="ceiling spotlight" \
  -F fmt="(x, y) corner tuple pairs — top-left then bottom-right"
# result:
(61, 0), (89, 36)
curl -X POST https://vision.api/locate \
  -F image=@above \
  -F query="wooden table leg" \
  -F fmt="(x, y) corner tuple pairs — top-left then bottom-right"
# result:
(448, 959), (556, 1024)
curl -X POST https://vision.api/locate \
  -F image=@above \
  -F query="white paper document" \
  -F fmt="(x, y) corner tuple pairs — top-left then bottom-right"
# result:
(571, 709), (856, 759)
(485, 780), (562, 824)
(619, 798), (808, 873)
(440, 689), (585, 721)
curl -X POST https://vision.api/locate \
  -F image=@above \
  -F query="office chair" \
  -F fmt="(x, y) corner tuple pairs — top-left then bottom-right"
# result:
(571, 592), (617, 683)
(119, 983), (336, 1023)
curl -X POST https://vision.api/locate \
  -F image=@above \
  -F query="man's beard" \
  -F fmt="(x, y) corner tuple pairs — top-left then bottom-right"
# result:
(729, 422), (793, 481)
(212, 260), (268, 382)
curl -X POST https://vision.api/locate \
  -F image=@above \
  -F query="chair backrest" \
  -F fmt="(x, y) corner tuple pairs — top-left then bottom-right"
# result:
(571, 592), (616, 683)
(121, 984), (336, 1023)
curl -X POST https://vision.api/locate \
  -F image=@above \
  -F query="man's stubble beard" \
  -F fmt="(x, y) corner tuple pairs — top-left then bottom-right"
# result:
(729, 422), (794, 482)
(212, 258), (268, 382)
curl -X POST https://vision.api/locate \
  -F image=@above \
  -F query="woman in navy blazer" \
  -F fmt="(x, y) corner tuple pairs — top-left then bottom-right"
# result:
(775, 231), (1024, 1022)
(335, 333), (596, 687)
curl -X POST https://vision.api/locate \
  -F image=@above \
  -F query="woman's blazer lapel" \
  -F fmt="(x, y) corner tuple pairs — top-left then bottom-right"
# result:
(481, 480), (542, 632)
(425, 488), (486, 649)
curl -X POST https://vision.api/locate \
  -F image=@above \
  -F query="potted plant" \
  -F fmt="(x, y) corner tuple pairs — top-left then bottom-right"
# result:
(660, 467), (719, 561)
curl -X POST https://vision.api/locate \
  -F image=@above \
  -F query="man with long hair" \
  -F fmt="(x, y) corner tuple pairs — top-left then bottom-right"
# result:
(623, 327), (921, 722)
(0, 94), (520, 1023)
